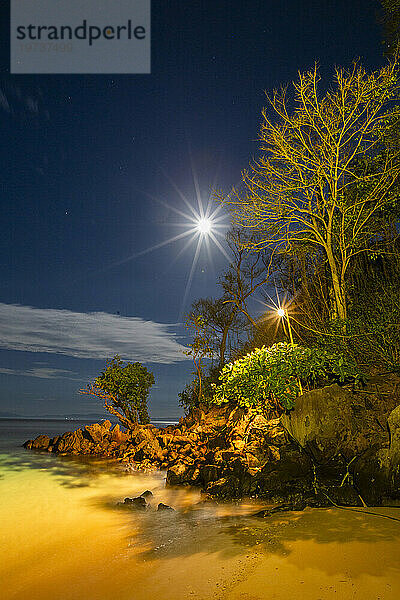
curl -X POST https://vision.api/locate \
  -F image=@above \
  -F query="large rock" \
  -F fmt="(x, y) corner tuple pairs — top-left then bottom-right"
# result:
(84, 423), (104, 443)
(281, 384), (372, 462)
(280, 380), (400, 505)
(30, 435), (51, 450)
(350, 444), (390, 504)
(130, 427), (162, 462)
(352, 404), (400, 503)
(119, 496), (147, 510)
(166, 461), (193, 486)
(387, 404), (400, 474)
(111, 423), (128, 443)
(56, 429), (86, 453)
(157, 502), (175, 511)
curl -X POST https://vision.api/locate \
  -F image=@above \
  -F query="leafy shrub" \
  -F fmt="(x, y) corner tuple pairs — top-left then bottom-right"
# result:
(95, 355), (154, 424)
(211, 342), (362, 412)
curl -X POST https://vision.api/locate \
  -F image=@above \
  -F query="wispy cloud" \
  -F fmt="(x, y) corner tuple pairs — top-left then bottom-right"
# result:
(0, 303), (188, 364)
(0, 367), (81, 380)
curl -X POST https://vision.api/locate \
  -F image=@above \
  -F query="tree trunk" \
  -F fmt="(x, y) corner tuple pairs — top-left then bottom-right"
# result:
(104, 401), (137, 431)
(219, 327), (228, 369)
(219, 308), (238, 368)
(326, 244), (347, 322)
(194, 358), (202, 403)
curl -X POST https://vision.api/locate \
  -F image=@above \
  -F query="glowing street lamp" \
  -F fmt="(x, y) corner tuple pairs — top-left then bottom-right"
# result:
(276, 305), (303, 395)
(276, 307), (295, 346)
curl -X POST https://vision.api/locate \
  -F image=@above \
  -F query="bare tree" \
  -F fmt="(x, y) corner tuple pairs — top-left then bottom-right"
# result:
(219, 228), (272, 329)
(184, 314), (215, 402)
(223, 58), (400, 324)
(188, 297), (243, 368)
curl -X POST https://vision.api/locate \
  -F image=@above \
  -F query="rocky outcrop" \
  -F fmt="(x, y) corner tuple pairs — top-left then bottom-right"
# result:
(23, 374), (400, 507)
(30, 434), (51, 450)
(157, 502), (174, 511)
(351, 403), (400, 504)
(118, 496), (148, 510)
(23, 419), (129, 457)
(281, 384), (358, 461)
(115, 491), (176, 513)
(280, 374), (400, 505)
(281, 376), (399, 462)
(387, 404), (400, 472)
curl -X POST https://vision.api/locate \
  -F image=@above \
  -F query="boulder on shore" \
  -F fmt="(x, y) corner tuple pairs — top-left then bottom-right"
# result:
(280, 375), (400, 505)
(157, 502), (174, 511)
(118, 496), (148, 510)
(24, 419), (131, 457)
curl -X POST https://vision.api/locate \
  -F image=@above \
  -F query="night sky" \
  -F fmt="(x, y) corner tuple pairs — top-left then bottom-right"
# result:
(0, 1), (385, 419)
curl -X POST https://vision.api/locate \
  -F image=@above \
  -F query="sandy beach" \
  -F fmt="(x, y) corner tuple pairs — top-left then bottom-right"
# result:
(1, 444), (400, 600)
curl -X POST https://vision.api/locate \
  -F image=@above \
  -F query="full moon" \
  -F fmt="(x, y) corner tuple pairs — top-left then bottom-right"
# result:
(197, 218), (212, 234)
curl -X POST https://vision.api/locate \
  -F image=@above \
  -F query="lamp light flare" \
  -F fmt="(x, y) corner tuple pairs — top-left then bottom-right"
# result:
(197, 217), (212, 235)
(277, 308), (285, 317)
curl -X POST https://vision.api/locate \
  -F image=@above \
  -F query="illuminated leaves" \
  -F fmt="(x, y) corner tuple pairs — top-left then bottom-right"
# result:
(211, 342), (361, 412)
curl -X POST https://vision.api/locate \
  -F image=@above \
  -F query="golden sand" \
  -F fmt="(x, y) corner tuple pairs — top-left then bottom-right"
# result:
(1, 457), (400, 600)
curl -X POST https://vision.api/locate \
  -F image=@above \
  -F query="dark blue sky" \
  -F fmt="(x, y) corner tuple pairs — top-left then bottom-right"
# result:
(0, 1), (385, 418)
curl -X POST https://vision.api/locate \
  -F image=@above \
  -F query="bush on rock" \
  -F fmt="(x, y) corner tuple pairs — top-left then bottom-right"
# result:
(211, 342), (362, 412)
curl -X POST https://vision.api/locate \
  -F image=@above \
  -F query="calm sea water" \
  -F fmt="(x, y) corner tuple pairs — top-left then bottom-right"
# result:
(1, 419), (400, 600)
(0, 418), (266, 600)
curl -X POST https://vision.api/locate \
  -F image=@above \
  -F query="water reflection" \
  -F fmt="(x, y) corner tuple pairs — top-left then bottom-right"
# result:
(1, 449), (121, 486)
(91, 480), (400, 579)
(132, 508), (400, 565)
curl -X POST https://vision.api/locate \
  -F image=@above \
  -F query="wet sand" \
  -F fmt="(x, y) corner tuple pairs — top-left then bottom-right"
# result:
(1, 452), (400, 600)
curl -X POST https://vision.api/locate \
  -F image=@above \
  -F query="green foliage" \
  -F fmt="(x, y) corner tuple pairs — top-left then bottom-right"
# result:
(211, 343), (362, 412)
(95, 355), (154, 425)
(184, 314), (214, 358)
(178, 378), (211, 413)
(346, 282), (400, 372)
(188, 295), (245, 368)
(178, 380), (198, 413)
(291, 249), (400, 373)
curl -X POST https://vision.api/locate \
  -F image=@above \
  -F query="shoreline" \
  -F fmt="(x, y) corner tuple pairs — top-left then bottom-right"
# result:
(3, 418), (400, 600)
(22, 376), (400, 510)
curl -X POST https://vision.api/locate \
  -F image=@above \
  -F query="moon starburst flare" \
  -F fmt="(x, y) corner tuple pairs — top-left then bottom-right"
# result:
(122, 175), (229, 316)
(86, 168), (230, 317)
(197, 217), (212, 235)
(150, 191), (228, 315)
